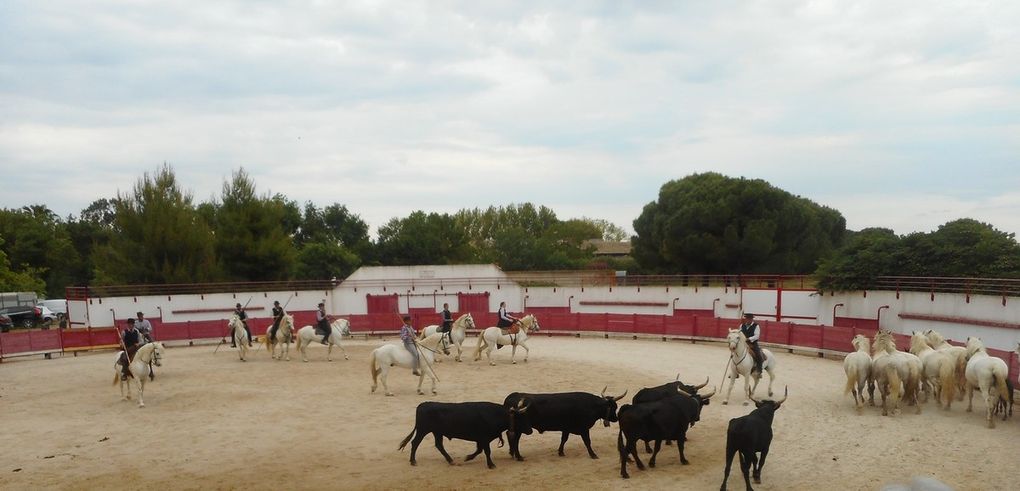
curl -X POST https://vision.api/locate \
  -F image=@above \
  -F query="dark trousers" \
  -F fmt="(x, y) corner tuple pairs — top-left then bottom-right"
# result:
(748, 341), (763, 367)
(269, 318), (282, 340)
(317, 320), (330, 342)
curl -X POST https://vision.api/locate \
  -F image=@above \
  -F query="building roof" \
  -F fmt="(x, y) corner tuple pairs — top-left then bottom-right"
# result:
(586, 240), (632, 256)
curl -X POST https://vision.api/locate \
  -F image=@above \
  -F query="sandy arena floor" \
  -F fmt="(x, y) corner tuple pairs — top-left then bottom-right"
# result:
(1, 335), (1017, 490)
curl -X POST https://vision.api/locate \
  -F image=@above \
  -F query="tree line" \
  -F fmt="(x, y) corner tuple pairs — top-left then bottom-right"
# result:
(2, 166), (1018, 297)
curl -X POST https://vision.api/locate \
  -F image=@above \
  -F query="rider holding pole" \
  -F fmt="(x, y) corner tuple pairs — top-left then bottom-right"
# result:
(231, 302), (253, 348)
(400, 315), (420, 376)
(315, 302), (331, 345)
(739, 313), (764, 374)
(120, 318), (141, 381)
(269, 300), (285, 342)
(439, 303), (454, 342)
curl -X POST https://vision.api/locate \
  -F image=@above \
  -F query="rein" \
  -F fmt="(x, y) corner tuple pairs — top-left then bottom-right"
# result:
(729, 336), (749, 367)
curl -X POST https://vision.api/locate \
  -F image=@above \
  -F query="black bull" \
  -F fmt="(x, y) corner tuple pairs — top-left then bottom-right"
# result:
(617, 391), (713, 479)
(503, 389), (626, 460)
(398, 401), (527, 469)
(632, 377), (711, 452)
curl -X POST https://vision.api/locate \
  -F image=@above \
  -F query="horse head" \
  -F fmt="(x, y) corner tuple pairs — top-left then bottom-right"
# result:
(461, 313), (476, 330)
(726, 329), (743, 352)
(851, 334), (870, 352)
(151, 342), (165, 367)
(521, 314), (540, 332)
(337, 318), (351, 337)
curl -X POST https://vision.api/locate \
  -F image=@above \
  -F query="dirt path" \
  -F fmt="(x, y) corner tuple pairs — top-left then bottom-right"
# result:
(0, 336), (1016, 490)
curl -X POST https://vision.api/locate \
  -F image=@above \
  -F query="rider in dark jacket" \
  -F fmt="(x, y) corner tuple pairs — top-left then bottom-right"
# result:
(315, 303), (330, 345)
(439, 303), (454, 342)
(739, 313), (764, 374)
(230, 303), (253, 348)
(269, 301), (285, 342)
(120, 319), (141, 380)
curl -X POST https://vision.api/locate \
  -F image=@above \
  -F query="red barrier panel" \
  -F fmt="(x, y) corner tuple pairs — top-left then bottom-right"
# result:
(189, 320), (227, 340)
(61, 329), (93, 350)
(760, 321), (790, 345)
(542, 313), (579, 331)
(822, 326), (855, 352)
(606, 314), (634, 334)
(1009, 352), (1019, 391)
(90, 328), (121, 347)
(789, 324), (822, 349)
(0, 331), (32, 355)
(29, 330), (62, 352)
(693, 317), (718, 338)
(635, 315), (666, 336)
(155, 322), (190, 342)
(664, 316), (695, 337)
(892, 333), (912, 352)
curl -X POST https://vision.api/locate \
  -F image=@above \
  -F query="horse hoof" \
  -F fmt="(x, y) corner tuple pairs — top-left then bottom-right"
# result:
(371, 386), (377, 393)
(138, 404), (145, 408)
(512, 360), (517, 364)
(489, 362), (496, 366)
(345, 356), (349, 360)
(386, 393), (394, 397)
(721, 401), (728, 405)
(768, 391), (773, 397)
(742, 401), (749, 406)
(303, 359), (308, 363)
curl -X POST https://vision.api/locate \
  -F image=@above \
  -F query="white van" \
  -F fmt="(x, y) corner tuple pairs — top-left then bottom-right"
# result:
(37, 299), (67, 319)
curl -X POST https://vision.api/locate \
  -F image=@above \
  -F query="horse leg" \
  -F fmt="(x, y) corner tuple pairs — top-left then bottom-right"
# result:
(510, 344), (518, 364)
(486, 337), (496, 366)
(966, 384), (974, 412)
(723, 370), (738, 405)
(137, 374), (145, 408)
(337, 342), (349, 361)
(283, 341), (290, 361)
(428, 362), (438, 395)
(522, 341), (530, 363)
(766, 367), (775, 397)
(743, 374), (753, 406)
(455, 338), (463, 362)
(381, 366), (393, 396)
(981, 384), (995, 428)
(326, 343), (333, 362)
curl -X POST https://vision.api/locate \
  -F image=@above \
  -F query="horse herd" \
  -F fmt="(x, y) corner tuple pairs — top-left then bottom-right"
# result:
(842, 329), (1018, 428)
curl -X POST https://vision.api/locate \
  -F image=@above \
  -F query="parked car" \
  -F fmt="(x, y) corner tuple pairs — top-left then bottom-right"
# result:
(0, 313), (12, 332)
(37, 305), (57, 325)
(37, 299), (67, 320)
(0, 305), (42, 329)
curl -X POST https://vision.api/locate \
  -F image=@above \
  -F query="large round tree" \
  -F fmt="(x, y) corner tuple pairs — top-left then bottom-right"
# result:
(632, 173), (846, 274)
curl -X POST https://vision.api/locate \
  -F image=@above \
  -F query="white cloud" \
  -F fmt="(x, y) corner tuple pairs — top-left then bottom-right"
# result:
(1, 0), (1018, 239)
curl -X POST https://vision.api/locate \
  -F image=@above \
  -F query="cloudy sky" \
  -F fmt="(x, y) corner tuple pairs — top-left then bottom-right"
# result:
(2, 1), (1018, 237)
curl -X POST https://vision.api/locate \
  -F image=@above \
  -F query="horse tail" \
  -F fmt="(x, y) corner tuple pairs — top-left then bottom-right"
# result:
(112, 371), (120, 386)
(474, 331), (486, 360)
(844, 366), (858, 396)
(293, 330), (302, 353)
(938, 358), (955, 407)
(886, 365), (902, 407)
(398, 426), (416, 451)
(369, 349), (379, 385)
(993, 370), (1009, 407)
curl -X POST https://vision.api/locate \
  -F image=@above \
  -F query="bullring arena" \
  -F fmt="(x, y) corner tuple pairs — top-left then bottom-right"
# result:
(2, 333), (1018, 490)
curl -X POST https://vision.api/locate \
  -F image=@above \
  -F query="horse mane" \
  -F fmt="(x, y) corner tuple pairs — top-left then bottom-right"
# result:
(851, 335), (870, 352)
(872, 333), (897, 354)
(926, 330), (946, 346)
(966, 337), (987, 357)
(909, 332), (930, 353)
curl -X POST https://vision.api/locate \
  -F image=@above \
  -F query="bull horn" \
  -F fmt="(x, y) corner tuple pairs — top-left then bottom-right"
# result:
(777, 386), (789, 406)
(612, 390), (628, 402)
(693, 377), (709, 390)
(516, 399), (530, 413)
(676, 387), (692, 397)
(675, 373), (680, 381)
(699, 386), (717, 399)
(601, 385), (607, 398)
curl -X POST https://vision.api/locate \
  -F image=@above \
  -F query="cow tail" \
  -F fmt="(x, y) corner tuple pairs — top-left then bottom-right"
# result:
(938, 358), (955, 406)
(398, 427), (416, 451)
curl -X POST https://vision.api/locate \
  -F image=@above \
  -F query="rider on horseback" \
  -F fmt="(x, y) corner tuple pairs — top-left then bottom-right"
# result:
(315, 302), (331, 345)
(269, 300), (285, 342)
(400, 315), (420, 376)
(230, 303), (253, 348)
(496, 301), (519, 350)
(135, 312), (156, 381)
(120, 319), (141, 381)
(739, 313), (764, 374)
(438, 303), (454, 343)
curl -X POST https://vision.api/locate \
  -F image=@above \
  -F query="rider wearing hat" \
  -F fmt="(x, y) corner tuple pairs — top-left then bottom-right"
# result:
(400, 315), (420, 376)
(269, 300), (285, 342)
(231, 302), (252, 348)
(739, 313), (764, 374)
(120, 318), (141, 381)
(315, 302), (330, 345)
(438, 303), (454, 342)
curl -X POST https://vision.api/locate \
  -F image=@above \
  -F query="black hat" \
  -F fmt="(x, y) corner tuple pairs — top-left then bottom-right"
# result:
(136, 311), (144, 317)
(743, 313), (754, 319)
(318, 302), (325, 307)
(127, 318), (135, 324)
(274, 301), (280, 305)
(402, 315), (412, 322)
(236, 303), (242, 308)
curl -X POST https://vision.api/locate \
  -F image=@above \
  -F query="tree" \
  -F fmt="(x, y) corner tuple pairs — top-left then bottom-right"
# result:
(0, 238), (46, 294)
(581, 217), (628, 241)
(0, 205), (80, 297)
(376, 211), (475, 265)
(632, 173), (846, 274)
(293, 242), (360, 280)
(210, 168), (296, 281)
(815, 228), (903, 290)
(93, 164), (219, 284)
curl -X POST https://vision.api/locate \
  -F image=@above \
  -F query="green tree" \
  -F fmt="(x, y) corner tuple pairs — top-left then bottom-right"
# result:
(93, 164), (219, 284)
(0, 238), (46, 294)
(632, 173), (846, 274)
(0, 205), (80, 297)
(210, 168), (296, 281)
(293, 242), (360, 280)
(815, 228), (903, 290)
(376, 211), (475, 265)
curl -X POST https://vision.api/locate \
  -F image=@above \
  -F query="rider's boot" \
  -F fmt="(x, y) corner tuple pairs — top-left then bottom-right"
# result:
(245, 326), (253, 347)
(321, 334), (329, 345)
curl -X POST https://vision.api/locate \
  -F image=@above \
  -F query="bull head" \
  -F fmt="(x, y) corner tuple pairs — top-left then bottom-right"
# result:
(600, 386), (627, 402)
(515, 398), (530, 413)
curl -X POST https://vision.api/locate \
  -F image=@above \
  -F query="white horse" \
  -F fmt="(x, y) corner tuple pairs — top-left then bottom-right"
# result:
(228, 315), (249, 361)
(295, 318), (352, 362)
(964, 337), (1011, 428)
(111, 342), (165, 408)
(909, 331), (956, 409)
(722, 329), (776, 405)
(369, 332), (450, 396)
(419, 313), (476, 362)
(924, 329), (969, 400)
(473, 314), (540, 366)
(843, 334), (873, 411)
(263, 314), (294, 361)
(873, 331), (923, 415)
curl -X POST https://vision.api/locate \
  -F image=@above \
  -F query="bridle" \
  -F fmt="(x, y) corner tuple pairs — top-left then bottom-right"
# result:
(417, 335), (451, 356)
(728, 333), (748, 366)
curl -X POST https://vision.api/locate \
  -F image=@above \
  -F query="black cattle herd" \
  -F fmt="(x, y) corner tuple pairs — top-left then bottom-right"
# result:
(397, 378), (788, 490)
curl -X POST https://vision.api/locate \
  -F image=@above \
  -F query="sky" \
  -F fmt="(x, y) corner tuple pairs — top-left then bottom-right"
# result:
(2, 1), (1019, 237)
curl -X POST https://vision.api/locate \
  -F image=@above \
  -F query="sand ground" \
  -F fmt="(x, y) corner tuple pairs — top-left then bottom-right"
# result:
(1, 335), (1017, 490)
